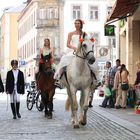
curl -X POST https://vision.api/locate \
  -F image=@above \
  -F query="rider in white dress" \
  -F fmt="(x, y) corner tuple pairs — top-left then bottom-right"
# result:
(54, 19), (100, 86)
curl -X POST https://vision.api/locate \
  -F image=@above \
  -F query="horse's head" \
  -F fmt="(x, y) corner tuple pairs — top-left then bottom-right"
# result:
(40, 53), (52, 70)
(76, 32), (95, 65)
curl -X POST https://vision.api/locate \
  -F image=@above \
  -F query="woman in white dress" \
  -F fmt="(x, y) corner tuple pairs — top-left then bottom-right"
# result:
(54, 19), (99, 86)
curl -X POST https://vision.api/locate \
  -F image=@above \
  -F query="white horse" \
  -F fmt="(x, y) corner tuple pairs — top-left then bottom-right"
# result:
(60, 32), (96, 128)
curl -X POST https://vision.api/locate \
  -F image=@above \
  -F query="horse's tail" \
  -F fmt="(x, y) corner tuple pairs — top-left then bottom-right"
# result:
(65, 96), (71, 111)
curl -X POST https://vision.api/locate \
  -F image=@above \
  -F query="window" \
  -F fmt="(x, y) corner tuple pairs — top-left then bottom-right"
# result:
(47, 7), (53, 19)
(72, 5), (81, 19)
(108, 37), (116, 48)
(39, 9), (47, 19)
(89, 6), (98, 20)
(107, 6), (112, 15)
(54, 7), (58, 19)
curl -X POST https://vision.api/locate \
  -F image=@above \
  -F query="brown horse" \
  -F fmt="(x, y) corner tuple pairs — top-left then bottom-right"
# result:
(37, 54), (55, 119)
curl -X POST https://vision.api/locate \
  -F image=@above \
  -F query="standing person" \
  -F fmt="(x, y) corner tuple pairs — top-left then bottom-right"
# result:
(54, 19), (100, 86)
(99, 61), (114, 108)
(133, 61), (140, 100)
(112, 66), (121, 106)
(6, 60), (25, 119)
(134, 61), (140, 88)
(115, 64), (129, 109)
(112, 59), (121, 75)
(0, 73), (4, 93)
(26, 74), (32, 90)
(111, 59), (121, 104)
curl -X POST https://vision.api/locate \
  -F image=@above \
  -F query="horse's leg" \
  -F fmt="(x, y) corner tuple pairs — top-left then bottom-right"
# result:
(47, 89), (55, 119)
(69, 87), (79, 128)
(79, 90), (85, 125)
(80, 88), (90, 125)
(47, 99), (53, 119)
(41, 93), (48, 117)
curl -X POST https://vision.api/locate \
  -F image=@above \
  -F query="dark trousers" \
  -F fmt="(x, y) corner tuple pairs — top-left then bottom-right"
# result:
(102, 85), (114, 108)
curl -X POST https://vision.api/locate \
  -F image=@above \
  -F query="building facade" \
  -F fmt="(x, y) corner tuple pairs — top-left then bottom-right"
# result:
(18, 0), (60, 80)
(0, 5), (25, 81)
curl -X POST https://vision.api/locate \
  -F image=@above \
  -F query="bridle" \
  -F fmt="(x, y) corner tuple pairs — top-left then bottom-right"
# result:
(41, 54), (53, 75)
(73, 32), (94, 60)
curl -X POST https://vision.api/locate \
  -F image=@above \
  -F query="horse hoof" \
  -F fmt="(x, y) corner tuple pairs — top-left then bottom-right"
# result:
(80, 122), (86, 126)
(47, 115), (52, 119)
(73, 124), (80, 129)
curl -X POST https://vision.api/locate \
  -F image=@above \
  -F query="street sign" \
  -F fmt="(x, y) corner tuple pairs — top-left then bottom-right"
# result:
(104, 25), (115, 36)
(20, 60), (26, 65)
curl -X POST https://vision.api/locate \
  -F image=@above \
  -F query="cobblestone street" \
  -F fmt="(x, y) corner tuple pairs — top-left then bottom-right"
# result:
(0, 89), (140, 140)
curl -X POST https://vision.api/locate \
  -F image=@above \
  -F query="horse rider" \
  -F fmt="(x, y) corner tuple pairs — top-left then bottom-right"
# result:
(54, 19), (100, 88)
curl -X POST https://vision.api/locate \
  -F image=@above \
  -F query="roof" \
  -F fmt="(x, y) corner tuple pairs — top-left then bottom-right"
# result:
(106, 0), (140, 25)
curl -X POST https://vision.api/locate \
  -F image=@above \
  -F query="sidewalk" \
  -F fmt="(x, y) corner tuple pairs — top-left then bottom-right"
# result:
(92, 96), (140, 136)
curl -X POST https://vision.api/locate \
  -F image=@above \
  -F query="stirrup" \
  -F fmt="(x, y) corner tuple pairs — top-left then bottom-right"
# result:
(54, 81), (63, 89)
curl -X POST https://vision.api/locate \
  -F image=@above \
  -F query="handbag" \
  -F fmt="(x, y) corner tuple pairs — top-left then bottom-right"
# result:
(121, 83), (129, 90)
(104, 87), (111, 97)
(98, 86), (104, 97)
(120, 72), (129, 91)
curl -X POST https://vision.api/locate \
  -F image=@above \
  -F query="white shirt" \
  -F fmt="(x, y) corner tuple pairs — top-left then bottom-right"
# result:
(12, 69), (19, 91)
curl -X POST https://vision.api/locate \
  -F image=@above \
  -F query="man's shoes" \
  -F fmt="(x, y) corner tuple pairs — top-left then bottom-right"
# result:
(122, 107), (126, 109)
(54, 80), (63, 89)
(99, 105), (105, 108)
(115, 106), (120, 109)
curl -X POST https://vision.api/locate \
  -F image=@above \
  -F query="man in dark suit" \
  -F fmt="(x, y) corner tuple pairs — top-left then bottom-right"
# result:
(6, 60), (25, 119)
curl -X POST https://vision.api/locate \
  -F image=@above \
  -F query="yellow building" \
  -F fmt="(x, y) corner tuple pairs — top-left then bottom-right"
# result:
(0, 5), (25, 81)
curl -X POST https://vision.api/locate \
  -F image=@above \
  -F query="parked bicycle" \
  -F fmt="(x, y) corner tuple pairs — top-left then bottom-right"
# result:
(26, 81), (44, 111)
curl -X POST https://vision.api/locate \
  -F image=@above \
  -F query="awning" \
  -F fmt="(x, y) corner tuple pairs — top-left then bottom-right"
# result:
(106, 0), (140, 25)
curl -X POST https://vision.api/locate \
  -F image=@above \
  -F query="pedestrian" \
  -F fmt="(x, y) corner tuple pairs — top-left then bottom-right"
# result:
(115, 64), (129, 109)
(134, 61), (140, 88)
(0, 73), (4, 93)
(26, 74), (32, 90)
(112, 66), (121, 106)
(5, 60), (25, 119)
(99, 61), (114, 108)
(133, 61), (140, 100)
(54, 19), (100, 87)
(111, 59), (121, 103)
(112, 59), (121, 74)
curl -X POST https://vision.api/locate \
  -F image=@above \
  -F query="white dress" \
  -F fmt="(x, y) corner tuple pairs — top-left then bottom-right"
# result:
(54, 34), (99, 81)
